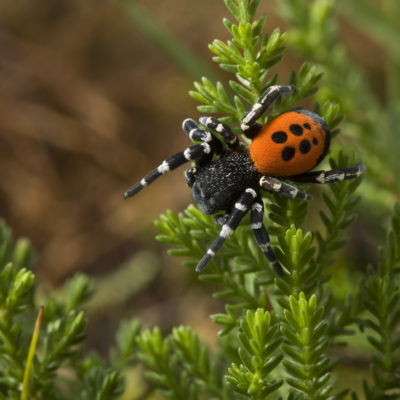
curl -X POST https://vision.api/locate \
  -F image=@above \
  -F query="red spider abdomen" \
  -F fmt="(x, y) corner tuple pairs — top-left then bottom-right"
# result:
(249, 110), (330, 177)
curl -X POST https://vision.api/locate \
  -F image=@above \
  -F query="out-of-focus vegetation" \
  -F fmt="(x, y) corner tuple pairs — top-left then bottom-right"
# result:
(0, 0), (399, 398)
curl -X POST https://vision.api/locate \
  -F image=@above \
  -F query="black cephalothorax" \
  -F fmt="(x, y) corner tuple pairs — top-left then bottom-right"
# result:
(191, 151), (260, 215)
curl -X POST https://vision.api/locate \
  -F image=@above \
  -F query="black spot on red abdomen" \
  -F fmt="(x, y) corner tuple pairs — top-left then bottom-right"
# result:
(271, 131), (287, 143)
(299, 139), (311, 154)
(282, 146), (296, 161)
(289, 124), (303, 136)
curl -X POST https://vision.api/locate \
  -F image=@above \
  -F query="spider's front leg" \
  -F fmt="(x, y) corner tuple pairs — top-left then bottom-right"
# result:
(250, 200), (284, 275)
(196, 190), (285, 275)
(124, 119), (218, 198)
(213, 213), (231, 227)
(290, 164), (366, 184)
(183, 117), (245, 189)
(260, 176), (312, 201)
(183, 118), (230, 188)
(241, 84), (296, 138)
(196, 188), (258, 272)
(199, 116), (243, 151)
(124, 142), (212, 198)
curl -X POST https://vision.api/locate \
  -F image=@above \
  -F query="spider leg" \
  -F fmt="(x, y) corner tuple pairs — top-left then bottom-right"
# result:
(290, 164), (366, 184)
(250, 200), (284, 275)
(185, 167), (197, 187)
(125, 119), (224, 199)
(182, 118), (213, 143)
(183, 118), (223, 162)
(241, 84), (296, 136)
(260, 176), (312, 201)
(196, 188), (258, 272)
(198, 116), (243, 151)
(214, 213), (231, 227)
(124, 143), (212, 198)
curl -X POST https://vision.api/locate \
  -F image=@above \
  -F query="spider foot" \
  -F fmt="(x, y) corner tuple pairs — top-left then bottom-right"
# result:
(182, 118), (212, 142)
(199, 116), (241, 150)
(214, 213), (230, 226)
(185, 167), (197, 187)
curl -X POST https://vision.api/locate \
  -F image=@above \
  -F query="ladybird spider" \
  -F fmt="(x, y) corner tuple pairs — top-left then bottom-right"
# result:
(125, 84), (365, 275)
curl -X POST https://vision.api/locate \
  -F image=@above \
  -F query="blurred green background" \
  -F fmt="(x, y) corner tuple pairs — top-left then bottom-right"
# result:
(0, 0), (396, 383)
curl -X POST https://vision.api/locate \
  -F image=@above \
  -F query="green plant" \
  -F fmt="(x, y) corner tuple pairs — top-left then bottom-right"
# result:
(0, 219), (137, 400)
(149, 0), (399, 399)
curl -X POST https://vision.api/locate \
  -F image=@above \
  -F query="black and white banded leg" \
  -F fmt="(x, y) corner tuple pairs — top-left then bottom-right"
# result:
(182, 118), (213, 143)
(199, 116), (243, 151)
(125, 119), (222, 198)
(196, 188), (258, 272)
(260, 176), (312, 201)
(124, 142), (212, 198)
(291, 164), (366, 184)
(241, 84), (296, 137)
(250, 200), (284, 275)
(183, 118), (223, 164)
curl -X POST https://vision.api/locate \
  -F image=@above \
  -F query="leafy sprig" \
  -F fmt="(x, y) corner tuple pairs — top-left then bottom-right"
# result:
(226, 308), (283, 398)
(136, 326), (230, 400)
(360, 204), (400, 398)
(281, 293), (337, 399)
(190, 0), (323, 126)
(0, 219), (132, 400)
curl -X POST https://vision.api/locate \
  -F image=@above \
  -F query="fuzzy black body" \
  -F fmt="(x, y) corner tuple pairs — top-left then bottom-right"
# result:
(192, 150), (261, 215)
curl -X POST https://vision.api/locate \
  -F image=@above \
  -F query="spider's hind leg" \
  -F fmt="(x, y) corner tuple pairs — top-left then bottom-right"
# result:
(290, 164), (366, 184)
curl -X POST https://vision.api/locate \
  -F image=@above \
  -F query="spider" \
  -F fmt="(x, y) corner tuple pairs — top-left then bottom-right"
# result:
(124, 84), (365, 275)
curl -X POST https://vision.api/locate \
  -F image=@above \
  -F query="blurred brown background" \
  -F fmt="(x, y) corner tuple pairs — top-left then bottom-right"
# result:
(0, 0), (384, 348)
(0, 0), (218, 282)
